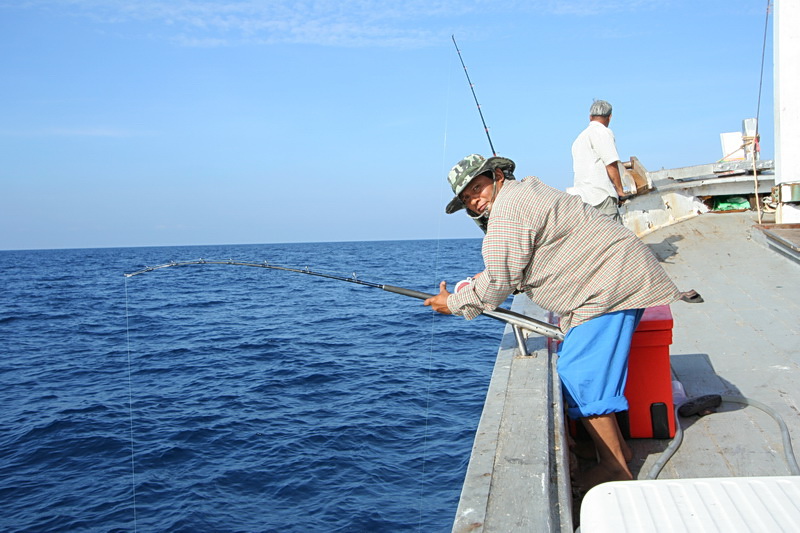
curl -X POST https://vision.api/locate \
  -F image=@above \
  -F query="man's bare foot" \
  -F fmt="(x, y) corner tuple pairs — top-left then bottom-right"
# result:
(574, 461), (633, 495)
(570, 439), (597, 460)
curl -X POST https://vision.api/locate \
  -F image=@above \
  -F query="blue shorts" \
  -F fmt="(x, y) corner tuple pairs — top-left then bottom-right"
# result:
(557, 308), (644, 419)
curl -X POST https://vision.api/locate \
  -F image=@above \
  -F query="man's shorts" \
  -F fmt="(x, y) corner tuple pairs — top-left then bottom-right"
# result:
(557, 308), (644, 419)
(593, 196), (622, 223)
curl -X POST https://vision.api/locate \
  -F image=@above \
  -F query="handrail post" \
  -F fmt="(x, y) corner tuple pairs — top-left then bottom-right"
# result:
(512, 325), (529, 357)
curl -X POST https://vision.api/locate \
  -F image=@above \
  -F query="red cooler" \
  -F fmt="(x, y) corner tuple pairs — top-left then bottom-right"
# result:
(620, 305), (675, 438)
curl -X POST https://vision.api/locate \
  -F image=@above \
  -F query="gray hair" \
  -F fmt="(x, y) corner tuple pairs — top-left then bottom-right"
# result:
(589, 99), (612, 117)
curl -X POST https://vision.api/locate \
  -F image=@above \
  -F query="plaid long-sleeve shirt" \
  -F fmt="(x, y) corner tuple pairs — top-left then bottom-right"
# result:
(447, 177), (682, 332)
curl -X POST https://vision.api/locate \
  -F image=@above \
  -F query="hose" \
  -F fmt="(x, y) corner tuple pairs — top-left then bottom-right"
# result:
(645, 395), (800, 479)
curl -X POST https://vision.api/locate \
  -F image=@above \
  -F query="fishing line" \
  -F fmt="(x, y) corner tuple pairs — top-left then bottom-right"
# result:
(123, 259), (563, 339)
(123, 278), (138, 532)
(124, 256), (559, 530)
(122, 41), (521, 524)
(124, 257), (561, 527)
(416, 51), (456, 530)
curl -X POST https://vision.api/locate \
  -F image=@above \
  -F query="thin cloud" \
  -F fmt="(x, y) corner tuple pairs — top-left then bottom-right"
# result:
(5, 0), (664, 47)
(46, 127), (142, 137)
(546, 0), (661, 16)
(0, 127), (147, 137)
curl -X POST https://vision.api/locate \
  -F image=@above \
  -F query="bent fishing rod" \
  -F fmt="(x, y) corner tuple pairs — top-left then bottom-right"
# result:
(124, 259), (564, 341)
(452, 35), (496, 157)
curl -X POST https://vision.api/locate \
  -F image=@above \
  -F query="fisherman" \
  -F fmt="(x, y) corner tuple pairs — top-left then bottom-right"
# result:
(424, 154), (700, 492)
(569, 99), (628, 222)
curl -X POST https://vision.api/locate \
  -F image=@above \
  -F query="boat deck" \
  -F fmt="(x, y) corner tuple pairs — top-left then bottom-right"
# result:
(633, 212), (800, 481)
(452, 210), (800, 532)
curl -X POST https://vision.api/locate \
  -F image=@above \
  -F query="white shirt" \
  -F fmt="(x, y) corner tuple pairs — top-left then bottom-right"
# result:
(570, 120), (621, 206)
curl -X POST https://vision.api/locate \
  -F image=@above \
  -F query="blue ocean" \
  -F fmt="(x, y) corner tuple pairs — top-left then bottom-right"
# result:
(0, 239), (505, 532)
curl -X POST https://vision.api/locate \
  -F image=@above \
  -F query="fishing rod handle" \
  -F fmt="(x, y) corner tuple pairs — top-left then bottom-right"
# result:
(382, 285), (433, 300)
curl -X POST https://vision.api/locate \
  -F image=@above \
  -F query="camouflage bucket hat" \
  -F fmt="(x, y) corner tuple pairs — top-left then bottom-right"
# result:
(445, 154), (515, 214)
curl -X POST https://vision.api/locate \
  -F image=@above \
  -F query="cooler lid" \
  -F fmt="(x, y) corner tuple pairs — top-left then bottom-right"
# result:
(635, 305), (673, 332)
(580, 476), (800, 532)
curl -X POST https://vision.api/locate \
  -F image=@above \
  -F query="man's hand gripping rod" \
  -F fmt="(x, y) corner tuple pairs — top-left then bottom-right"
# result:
(382, 284), (563, 351)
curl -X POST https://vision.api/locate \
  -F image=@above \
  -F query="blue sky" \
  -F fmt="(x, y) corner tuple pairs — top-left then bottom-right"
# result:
(1, 0), (773, 250)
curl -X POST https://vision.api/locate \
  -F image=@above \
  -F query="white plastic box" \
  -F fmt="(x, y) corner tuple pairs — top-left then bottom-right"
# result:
(580, 476), (800, 532)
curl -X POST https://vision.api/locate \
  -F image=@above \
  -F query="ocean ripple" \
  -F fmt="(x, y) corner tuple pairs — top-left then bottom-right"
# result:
(0, 240), (499, 532)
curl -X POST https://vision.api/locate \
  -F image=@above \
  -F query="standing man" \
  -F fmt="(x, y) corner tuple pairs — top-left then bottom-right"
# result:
(425, 154), (701, 492)
(570, 99), (627, 222)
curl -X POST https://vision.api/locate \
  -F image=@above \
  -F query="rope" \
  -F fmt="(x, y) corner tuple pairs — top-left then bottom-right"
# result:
(716, 138), (756, 163)
(715, 1), (771, 222)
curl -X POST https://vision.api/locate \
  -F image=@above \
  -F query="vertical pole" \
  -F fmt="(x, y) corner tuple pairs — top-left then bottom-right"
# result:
(774, 0), (800, 222)
(513, 325), (529, 357)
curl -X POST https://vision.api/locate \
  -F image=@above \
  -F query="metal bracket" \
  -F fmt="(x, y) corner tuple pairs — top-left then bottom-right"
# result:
(512, 325), (530, 357)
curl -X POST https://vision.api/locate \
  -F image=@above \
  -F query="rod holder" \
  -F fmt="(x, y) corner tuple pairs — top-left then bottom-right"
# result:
(512, 325), (529, 357)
